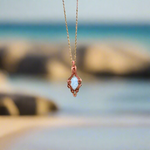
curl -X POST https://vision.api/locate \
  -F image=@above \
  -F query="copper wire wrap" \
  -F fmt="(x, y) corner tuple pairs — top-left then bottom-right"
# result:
(67, 61), (82, 97)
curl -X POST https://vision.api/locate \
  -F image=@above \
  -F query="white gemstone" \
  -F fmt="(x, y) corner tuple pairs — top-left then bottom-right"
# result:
(71, 76), (78, 90)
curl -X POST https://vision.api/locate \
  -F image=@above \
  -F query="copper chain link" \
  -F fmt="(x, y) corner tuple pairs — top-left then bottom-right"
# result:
(62, 0), (78, 64)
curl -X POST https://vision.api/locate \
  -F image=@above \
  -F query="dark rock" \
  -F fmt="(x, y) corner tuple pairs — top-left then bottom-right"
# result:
(0, 42), (150, 79)
(0, 93), (58, 116)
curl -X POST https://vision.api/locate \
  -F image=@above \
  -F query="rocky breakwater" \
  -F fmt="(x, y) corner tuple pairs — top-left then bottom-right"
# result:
(0, 41), (149, 79)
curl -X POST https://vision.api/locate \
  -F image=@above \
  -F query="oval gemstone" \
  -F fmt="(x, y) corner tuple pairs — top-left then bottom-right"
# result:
(71, 76), (78, 90)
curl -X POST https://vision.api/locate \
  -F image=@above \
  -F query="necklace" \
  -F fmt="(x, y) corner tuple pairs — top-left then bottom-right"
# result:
(62, 0), (82, 97)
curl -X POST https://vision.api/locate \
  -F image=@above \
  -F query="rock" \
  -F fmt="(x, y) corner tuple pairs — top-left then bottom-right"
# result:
(0, 93), (58, 116)
(0, 41), (150, 79)
(0, 42), (58, 75)
(82, 43), (150, 78)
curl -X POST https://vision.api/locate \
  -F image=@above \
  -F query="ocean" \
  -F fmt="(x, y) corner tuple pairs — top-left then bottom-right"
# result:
(0, 24), (150, 50)
(9, 76), (150, 116)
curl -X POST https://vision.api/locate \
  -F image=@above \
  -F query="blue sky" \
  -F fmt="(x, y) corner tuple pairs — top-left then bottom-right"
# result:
(0, 0), (150, 24)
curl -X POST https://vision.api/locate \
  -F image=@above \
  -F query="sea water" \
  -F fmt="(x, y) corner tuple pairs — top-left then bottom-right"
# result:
(0, 24), (150, 50)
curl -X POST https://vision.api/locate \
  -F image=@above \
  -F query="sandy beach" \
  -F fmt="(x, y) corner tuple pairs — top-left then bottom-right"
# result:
(0, 115), (150, 150)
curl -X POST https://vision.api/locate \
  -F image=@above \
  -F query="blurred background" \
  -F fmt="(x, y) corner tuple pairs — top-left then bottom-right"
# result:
(0, 0), (150, 150)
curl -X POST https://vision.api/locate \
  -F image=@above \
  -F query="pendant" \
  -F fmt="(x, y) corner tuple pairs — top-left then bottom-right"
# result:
(67, 61), (82, 97)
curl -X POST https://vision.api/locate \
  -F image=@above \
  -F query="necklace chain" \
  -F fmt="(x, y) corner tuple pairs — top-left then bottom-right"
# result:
(62, 0), (78, 64)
